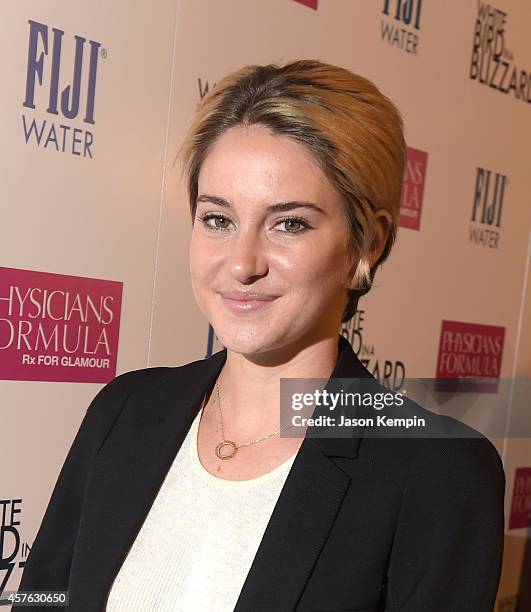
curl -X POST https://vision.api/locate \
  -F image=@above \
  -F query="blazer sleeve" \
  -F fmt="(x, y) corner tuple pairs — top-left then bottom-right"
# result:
(384, 435), (505, 612)
(16, 368), (165, 605)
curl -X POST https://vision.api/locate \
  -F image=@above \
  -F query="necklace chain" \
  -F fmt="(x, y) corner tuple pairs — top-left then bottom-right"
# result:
(214, 377), (295, 458)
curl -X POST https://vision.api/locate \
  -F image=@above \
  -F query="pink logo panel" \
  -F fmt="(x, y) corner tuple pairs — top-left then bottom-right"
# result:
(509, 467), (531, 530)
(0, 267), (123, 383)
(400, 146), (428, 230)
(293, 0), (318, 9)
(436, 320), (505, 392)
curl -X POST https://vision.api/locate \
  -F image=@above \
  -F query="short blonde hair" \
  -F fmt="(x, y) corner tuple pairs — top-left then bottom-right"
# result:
(177, 59), (406, 322)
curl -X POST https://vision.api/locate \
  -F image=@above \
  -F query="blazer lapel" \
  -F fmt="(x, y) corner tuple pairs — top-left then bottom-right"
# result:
(69, 352), (227, 609)
(70, 334), (373, 611)
(233, 334), (373, 610)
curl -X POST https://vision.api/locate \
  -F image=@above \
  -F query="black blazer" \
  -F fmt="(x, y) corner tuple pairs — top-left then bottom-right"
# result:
(17, 335), (505, 611)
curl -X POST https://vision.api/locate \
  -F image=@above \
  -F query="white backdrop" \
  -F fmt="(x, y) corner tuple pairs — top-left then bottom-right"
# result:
(1, 1), (530, 609)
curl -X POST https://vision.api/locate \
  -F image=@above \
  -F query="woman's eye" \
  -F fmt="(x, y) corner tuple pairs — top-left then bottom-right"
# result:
(200, 213), (232, 231)
(275, 217), (310, 233)
(198, 213), (311, 234)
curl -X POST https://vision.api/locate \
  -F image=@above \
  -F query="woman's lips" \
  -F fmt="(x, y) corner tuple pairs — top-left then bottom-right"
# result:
(220, 293), (278, 313)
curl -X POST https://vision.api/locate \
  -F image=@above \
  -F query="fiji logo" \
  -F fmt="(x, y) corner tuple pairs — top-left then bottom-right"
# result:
(469, 167), (507, 249)
(21, 20), (106, 158)
(381, 0), (423, 55)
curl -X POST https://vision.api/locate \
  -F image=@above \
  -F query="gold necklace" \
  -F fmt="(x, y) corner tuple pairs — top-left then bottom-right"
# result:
(214, 379), (295, 460)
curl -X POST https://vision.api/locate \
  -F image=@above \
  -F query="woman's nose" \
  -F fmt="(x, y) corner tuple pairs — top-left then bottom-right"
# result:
(227, 227), (268, 283)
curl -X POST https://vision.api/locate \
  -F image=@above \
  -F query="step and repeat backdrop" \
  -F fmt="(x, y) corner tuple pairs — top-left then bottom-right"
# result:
(1, 0), (530, 609)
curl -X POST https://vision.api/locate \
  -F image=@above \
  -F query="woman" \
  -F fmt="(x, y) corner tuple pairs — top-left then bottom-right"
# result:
(17, 60), (505, 611)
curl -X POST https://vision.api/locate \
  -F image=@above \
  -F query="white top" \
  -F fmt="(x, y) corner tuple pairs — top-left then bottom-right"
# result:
(105, 403), (298, 611)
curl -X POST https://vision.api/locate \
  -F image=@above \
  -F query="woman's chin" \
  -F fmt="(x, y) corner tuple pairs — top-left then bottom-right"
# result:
(215, 332), (266, 354)
(212, 323), (278, 354)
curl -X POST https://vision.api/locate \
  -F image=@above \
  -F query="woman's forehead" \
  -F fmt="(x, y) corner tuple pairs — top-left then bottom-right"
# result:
(198, 126), (337, 207)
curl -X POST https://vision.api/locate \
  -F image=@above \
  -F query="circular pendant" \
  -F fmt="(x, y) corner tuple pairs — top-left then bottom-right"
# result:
(215, 440), (238, 460)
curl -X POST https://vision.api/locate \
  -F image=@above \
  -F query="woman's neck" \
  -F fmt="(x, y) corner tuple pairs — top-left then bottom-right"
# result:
(210, 336), (339, 438)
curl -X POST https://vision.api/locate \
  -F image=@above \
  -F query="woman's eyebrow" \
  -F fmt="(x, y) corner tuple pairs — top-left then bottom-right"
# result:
(196, 194), (326, 215)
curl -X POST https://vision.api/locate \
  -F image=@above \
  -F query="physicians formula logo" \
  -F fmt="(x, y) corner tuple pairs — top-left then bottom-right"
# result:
(470, 167), (507, 249)
(470, 3), (531, 104)
(0, 498), (26, 597)
(341, 309), (406, 390)
(509, 467), (531, 530)
(22, 20), (107, 158)
(399, 146), (428, 230)
(381, 0), (423, 55)
(0, 267), (122, 383)
(293, 0), (318, 9)
(435, 320), (505, 392)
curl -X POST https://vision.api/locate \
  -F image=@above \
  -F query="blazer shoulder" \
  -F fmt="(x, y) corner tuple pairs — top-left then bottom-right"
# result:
(90, 357), (211, 405)
(416, 402), (505, 486)
(97, 366), (170, 398)
(386, 387), (505, 479)
(404, 430), (506, 506)
(87, 355), (213, 419)
(363, 379), (505, 485)
(80, 366), (175, 447)
(368, 386), (506, 499)
(82, 357), (216, 456)
(87, 366), (170, 413)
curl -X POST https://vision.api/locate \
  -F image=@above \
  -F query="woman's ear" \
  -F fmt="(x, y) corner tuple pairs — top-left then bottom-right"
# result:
(368, 209), (393, 269)
(345, 245), (361, 289)
(347, 209), (393, 291)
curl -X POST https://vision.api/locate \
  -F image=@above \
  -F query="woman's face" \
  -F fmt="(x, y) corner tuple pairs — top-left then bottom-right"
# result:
(189, 124), (358, 356)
